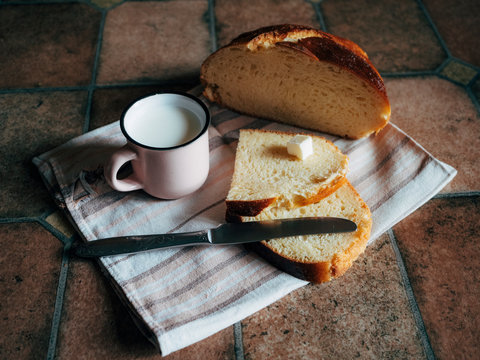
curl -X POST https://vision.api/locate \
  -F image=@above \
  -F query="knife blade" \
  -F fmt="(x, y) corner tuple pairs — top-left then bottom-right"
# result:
(73, 217), (357, 258)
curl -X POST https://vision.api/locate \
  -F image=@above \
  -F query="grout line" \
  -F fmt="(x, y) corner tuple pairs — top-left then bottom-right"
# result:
(434, 57), (451, 75)
(87, 0), (124, 12)
(37, 218), (74, 246)
(1, 0), (81, 5)
(451, 56), (480, 73)
(3, 66), (473, 95)
(381, 70), (436, 78)
(94, 78), (200, 89)
(466, 71), (480, 115)
(0, 217), (39, 224)
(40, 208), (60, 221)
(436, 72), (476, 89)
(0, 86), (89, 95)
(46, 242), (71, 360)
(83, 9), (107, 134)
(433, 191), (480, 199)
(310, 0), (327, 32)
(466, 86), (480, 116)
(0, 78), (201, 95)
(387, 229), (435, 360)
(415, 0), (451, 59)
(233, 322), (245, 360)
(207, 0), (218, 52)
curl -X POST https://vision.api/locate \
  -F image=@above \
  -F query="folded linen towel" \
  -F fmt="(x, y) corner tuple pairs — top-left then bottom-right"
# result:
(33, 87), (456, 356)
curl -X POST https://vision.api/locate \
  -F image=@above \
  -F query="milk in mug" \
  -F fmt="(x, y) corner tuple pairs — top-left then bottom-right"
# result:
(125, 105), (203, 148)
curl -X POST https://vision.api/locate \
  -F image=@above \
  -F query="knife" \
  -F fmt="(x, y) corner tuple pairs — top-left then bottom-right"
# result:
(73, 217), (357, 258)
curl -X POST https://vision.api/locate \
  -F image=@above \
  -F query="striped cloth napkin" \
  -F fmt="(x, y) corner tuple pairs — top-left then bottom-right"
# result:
(33, 87), (456, 356)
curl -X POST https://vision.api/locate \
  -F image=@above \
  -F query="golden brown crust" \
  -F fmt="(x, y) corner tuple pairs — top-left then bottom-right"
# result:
(232, 181), (373, 283)
(225, 197), (277, 218)
(200, 25), (390, 139)
(225, 209), (246, 223)
(244, 241), (333, 283)
(228, 24), (367, 60)
(220, 24), (388, 103)
(225, 129), (348, 216)
(277, 39), (387, 103)
(229, 24), (306, 45)
(296, 176), (348, 207)
(245, 214), (371, 283)
(225, 175), (347, 219)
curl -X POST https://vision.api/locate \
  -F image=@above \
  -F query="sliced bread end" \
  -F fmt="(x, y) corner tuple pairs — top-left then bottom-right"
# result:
(233, 181), (372, 283)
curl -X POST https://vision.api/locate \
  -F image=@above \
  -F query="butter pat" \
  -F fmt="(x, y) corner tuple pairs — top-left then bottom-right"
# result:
(287, 135), (313, 160)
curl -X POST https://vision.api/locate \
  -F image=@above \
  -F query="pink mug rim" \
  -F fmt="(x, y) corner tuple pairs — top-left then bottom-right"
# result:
(119, 91), (210, 151)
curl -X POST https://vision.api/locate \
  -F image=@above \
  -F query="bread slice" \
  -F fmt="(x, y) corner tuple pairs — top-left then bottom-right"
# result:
(226, 129), (348, 217)
(229, 181), (372, 283)
(201, 24), (391, 139)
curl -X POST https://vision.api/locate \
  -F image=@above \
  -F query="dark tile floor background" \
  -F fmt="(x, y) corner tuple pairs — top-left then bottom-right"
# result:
(1, 0), (479, 359)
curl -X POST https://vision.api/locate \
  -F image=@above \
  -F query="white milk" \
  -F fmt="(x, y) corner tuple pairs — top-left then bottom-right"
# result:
(126, 106), (203, 148)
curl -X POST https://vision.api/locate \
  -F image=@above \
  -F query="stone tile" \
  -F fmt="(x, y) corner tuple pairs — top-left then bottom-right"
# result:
(385, 76), (480, 193)
(321, 0), (446, 73)
(423, 0), (480, 68)
(242, 234), (425, 359)
(440, 60), (478, 85)
(215, 0), (319, 47)
(97, 1), (210, 85)
(0, 91), (86, 217)
(56, 257), (235, 359)
(393, 197), (480, 359)
(2, 0), (57, 2)
(90, 0), (123, 9)
(45, 211), (76, 239)
(0, 4), (101, 89)
(0, 222), (63, 360)
(90, 83), (199, 130)
(471, 76), (480, 105)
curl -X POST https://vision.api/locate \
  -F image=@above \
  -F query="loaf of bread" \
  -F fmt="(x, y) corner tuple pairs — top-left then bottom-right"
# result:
(226, 129), (348, 217)
(230, 181), (372, 283)
(201, 24), (391, 139)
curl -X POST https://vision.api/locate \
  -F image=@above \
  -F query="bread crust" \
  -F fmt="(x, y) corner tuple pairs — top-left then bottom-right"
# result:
(229, 24), (368, 60)
(225, 176), (347, 219)
(201, 24), (389, 106)
(230, 182), (372, 283)
(226, 197), (277, 218)
(277, 39), (387, 103)
(296, 175), (348, 207)
(244, 215), (370, 283)
(225, 129), (349, 217)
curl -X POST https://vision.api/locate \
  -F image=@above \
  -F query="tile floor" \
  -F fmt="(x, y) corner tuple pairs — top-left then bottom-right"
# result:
(0, 0), (479, 359)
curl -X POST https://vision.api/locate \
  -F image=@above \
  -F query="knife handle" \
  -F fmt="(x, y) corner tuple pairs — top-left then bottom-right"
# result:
(73, 231), (211, 258)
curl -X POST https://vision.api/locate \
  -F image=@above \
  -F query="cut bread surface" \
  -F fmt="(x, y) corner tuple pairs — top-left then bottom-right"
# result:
(201, 24), (391, 139)
(224, 126), (371, 283)
(239, 181), (372, 283)
(226, 129), (348, 216)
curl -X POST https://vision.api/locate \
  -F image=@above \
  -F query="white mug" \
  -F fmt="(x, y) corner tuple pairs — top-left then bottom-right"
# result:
(105, 92), (210, 199)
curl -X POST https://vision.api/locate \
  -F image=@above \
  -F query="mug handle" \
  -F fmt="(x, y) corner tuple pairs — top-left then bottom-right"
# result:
(105, 145), (143, 192)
